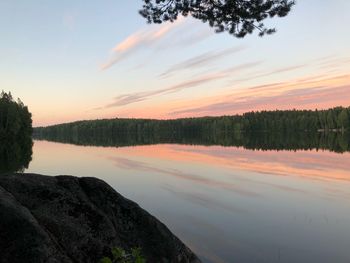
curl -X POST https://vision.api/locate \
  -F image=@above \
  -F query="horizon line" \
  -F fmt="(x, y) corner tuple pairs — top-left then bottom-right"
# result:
(33, 105), (350, 128)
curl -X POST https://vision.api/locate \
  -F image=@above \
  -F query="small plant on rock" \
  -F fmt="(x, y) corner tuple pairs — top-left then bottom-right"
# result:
(100, 247), (146, 263)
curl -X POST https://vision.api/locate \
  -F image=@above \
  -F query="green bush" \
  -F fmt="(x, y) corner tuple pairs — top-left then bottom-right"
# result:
(100, 247), (146, 263)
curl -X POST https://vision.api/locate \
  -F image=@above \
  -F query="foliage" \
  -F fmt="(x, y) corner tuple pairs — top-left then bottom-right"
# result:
(0, 91), (33, 173)
(34, 107), (350, 153)
(100, 247), (146, 263)
(140, 0), (295, 37)
(0, 91), (32, 140)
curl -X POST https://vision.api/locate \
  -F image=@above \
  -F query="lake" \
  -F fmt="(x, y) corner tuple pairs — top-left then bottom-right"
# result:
(26, 139), (350, 263)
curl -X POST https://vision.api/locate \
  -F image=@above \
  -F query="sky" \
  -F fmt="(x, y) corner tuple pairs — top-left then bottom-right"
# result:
(0, 0), (350, 127)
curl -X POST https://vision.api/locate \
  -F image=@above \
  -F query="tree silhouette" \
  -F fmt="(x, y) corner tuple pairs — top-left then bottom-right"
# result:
(35, 107), (350, 153)
(140, 0), (295, 37)
(0, 91), (33, 173)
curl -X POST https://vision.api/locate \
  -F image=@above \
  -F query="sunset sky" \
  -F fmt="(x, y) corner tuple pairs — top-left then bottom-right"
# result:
(1, 0), (350, 126)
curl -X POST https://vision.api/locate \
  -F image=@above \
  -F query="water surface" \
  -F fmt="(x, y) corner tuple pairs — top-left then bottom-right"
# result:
(27, 140), (350, 263)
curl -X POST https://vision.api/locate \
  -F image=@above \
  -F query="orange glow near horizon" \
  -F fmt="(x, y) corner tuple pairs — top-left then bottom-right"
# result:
(112, 144), (350, 183)
(32, 73), (350, 127)
(32, 140), (350, 183)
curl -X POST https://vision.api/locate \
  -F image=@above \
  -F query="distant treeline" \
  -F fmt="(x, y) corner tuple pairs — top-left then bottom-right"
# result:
(34, 107), (350, 153)
(0, 91), (33, 173)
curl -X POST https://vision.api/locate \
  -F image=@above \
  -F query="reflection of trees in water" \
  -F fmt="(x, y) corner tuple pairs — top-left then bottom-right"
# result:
(34, 131), (349, 154)
(0, 139), (33, 174)
(34, 107), (350, 153)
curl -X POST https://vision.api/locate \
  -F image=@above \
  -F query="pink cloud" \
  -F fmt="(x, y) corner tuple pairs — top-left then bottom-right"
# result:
(170, 84), (350, 117)
(101, 73), (350, 120)
(100, 18), (186, 70)
(104, 72), (228, 108)
(159, 46), (248, 77)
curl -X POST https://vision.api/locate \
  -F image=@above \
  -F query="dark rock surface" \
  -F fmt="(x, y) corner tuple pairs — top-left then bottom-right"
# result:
(0, 173), (200, 263)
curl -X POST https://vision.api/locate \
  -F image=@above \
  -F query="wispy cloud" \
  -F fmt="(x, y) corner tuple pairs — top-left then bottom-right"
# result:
(232, 64), (307, 83)
(101, 60), (263, 109)
(170, 84), (350, 116)
(104, 72), (227, 108)
(159, 46), (247, 77)
(100, 17), (215, 71)
(317, 56), (350, 69)
(223, 61), (264, 75)
(100, 18), (185, 70)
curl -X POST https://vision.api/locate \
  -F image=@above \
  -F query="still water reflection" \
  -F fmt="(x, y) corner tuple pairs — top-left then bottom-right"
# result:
(0, 139), (32, 174)
(27, 140), (350, 263)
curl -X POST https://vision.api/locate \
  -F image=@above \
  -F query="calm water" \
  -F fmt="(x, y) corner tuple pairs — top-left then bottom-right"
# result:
(26, 140), (350, 263)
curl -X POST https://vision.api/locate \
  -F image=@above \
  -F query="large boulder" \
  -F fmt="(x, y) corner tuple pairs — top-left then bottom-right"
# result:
(0, 173), (200, 263)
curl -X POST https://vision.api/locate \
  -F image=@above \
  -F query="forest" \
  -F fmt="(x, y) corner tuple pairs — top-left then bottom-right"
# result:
(34, 107), (350, 153)
(0, 91), (32, 141)
(0, 91), (33, 173)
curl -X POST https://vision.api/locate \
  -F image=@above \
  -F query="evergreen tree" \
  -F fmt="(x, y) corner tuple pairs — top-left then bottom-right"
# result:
(337, 109), (349, 133)
(0, 91), (33, 173)
(140, 0), (295, 37)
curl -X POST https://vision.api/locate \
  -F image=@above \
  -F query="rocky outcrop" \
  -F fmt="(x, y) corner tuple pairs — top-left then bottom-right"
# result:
(0, 173), (200, 263)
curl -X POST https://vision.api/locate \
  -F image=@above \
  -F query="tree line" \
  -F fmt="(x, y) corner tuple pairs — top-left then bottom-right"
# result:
(0, 91), (33, 173)
(0, 91), (32, 141)
(34, 107), (350, 153)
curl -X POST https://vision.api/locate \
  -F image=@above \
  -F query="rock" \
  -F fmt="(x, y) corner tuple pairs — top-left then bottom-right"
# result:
(0, 173), (200, 263)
